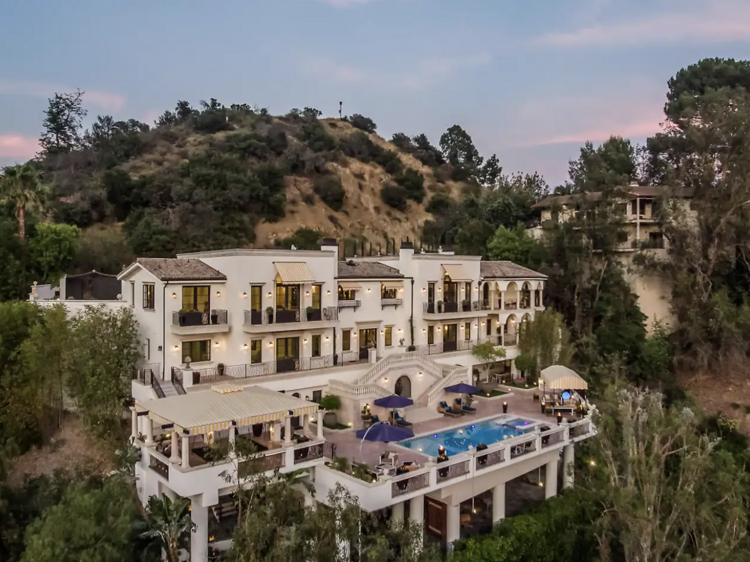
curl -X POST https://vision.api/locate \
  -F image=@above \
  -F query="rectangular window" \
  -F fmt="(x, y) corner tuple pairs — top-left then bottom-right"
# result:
(464, 282), (471, 298)
(312, 285), (321, 309)
(130, 282), (135, 305)
(250, 340), (262, 364)
(427, 325), (434, 345)
(276, 337), (300, 360)
(144, 338), (151, 360)
(338, 287), (356, 301)
(464, 322), (471, 341)
(342, 329), (351, 351)
(428, 283), (435, 304)
(182, 340), (210, 363)
(444, 323), (457, 342)
(250, 286), (262, 312)
(312, 390), (322, 403)
(381, 285), (398, 299)
(630, 200), (637, 215)
(312, 335), (321, 357)
(384, 326), (393, 347)
(486, 319), (492, 336)
(182, 286), (210, 313)
(142, 283), (155, 309)
(276, 284), (300, 311)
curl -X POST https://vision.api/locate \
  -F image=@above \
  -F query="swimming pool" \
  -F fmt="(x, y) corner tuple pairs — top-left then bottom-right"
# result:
(398, 416), (537, 457)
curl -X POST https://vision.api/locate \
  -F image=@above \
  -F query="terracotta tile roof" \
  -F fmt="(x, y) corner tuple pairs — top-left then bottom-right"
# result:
(337, 260), (404, 279)
(532, 185), (693, 209)
(135, 258), (226, 281)
(480, 261), (546, 279)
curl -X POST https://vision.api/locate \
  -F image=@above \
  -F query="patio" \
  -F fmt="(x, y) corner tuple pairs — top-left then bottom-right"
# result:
(322, 386), (581, 471)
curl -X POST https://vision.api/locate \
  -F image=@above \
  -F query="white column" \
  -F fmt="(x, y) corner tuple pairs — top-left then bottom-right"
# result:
(190, 499), (209, 562)
(170, 431), (180, 463)
(285, 417), (292, 444)
(130, 408), (138, 440)
(181, 435), (190, 468)
(492, 483), (506, 523)
(500, 290), (505, 310)
(446, 503), (460, 552)
(545, 459), (558, 499)
(317, 410), (324, 438)
(229, 425), (236, 457)
(409, 496), (424, 524)
(144, 417), (154, 446)
(563, 444), (575, 489)
(392, 501), (404, 521)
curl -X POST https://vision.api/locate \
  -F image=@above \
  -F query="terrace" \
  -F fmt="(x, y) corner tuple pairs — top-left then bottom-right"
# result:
(315, 387), (595, 512)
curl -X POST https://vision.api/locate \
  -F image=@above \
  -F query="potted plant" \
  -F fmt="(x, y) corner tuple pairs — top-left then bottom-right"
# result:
(320, 394), (342, 427)
(437, 300), (444, 313)
(210, 309), (218, 325)
(266, 306), (274, 324)
(217, 363), (225, 377)
(361, 404), (372, 423)
(462, 298), (470, 311)
(193, 370), (201, 385)
(306, 305), (315, 321)
(476, 443), (488, 465)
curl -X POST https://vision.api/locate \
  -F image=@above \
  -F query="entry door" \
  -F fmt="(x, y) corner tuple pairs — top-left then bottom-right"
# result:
(426, 498), (447, 544)
(359, 328), (377, 359)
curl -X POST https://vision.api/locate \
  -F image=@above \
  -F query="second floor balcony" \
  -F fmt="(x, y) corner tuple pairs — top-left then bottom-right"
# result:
(243, 306), (338, 333)
(171, 309), (229, 335)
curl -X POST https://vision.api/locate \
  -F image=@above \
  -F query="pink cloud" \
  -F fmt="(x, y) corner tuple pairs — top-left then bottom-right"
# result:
(0, 79), (125, 111)
(0, 134), (39, 159)
(537, 0), (750, 47)
(535, 119), (663, 146)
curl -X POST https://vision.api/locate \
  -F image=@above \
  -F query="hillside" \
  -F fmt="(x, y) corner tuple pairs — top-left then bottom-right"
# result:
(38, 103), (468, 268)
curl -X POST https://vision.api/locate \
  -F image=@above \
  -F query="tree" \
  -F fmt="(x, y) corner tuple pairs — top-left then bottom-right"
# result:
(479, 154), (502, 187)
(0, 163), (47, 239)
(29, 223), (80, 283)
(583, 387), (749, 562)
(313, 176), (346, 211)
(439, 125), (483, 174)
(412, 134), (444, 167)
(486, 224), (544, 267)
(567, 136), (636, 192)
(472, 341), (506, 383)
(142, 495), (194, 562)
(516, 309), (573, 381)
(380, 184), (408, 211)
(65, 305), (141, 437)
(394, 169), (425, 203)
(348, 113), (377, 133)
(39, 89), (87, 155)
(21, 478), (144, 562)
(455, 218), (494, 256)
(278, 228), (323, 250)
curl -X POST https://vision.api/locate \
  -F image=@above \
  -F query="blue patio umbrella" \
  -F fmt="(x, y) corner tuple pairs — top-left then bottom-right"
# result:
(373, 395), (414, 408)
(355, 422), (413, 442)
(444, 382), (482, 394)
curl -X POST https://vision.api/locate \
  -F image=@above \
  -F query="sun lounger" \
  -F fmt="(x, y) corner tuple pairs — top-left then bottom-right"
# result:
(394, 414), (413, 427)
(455, 398), (476, 414)
(439, 401), (463, 417)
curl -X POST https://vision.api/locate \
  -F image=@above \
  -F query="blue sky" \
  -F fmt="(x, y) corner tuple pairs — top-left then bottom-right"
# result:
(1, 0), (749, 185)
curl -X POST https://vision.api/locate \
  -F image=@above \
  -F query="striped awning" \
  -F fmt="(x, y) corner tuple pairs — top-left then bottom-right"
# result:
(139, 384), (319, 436)
(381, 281), (403, 290)
(274, 262), (315, 284)
(540, 365), (588, 390)
(338, 282), (362, 290)
(442, 264), (472, 281)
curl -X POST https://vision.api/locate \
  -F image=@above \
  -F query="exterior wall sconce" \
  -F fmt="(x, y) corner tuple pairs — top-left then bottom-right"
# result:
(326, 290), (331, 295)
(383, 377), (388, 382)
(421, 288), (426, 293)
(269, 341), (274, 347)
(325, 336), (330, 342)
(380, 330), (385, 335)
(216, 291), (221, 297)
(304, 338), (308, 344)
(353, 333), (358, 338)
(214, 342), (219, 347)
(171, 293), (176, 299)
(173, 345), (179, 350)
(367, 288), (372, 293)
(267, 292), (272, 298)
(242, 292), (247, 298)
(243, 343), (248, 349)
(305, 291), (310, 296)
(397, 328), (403, 333)
(422, 328), (426, 333)
(438, 288), (442, 292)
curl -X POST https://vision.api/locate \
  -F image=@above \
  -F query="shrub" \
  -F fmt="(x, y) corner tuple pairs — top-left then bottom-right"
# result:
(320, 394), (341, 410)
(313, 176), (346, 211)
(348, 113), (377, 133)
(301, 121), (337, 152)
(395, 169), (425, 203)
(277, 228), (322, 250)
(381, 183), (408, 211)
(426, 192), (455, 215)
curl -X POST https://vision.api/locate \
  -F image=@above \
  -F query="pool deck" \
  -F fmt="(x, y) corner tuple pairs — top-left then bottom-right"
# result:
(323, 388), (565, 468)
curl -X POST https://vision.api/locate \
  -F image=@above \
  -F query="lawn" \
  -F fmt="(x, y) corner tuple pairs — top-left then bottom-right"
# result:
(471, 389), (509, 398)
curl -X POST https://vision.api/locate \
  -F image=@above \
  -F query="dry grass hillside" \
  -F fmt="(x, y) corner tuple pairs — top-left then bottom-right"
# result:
(257, 119), (461, 247)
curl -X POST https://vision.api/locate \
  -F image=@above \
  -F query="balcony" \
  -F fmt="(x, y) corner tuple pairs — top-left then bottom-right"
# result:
(171, 310), (230, 335)
(243, 307), (338, 333)
(338, 300), (361, 310)
(423, 301), (477, 317)
(381, 298), (402, 308)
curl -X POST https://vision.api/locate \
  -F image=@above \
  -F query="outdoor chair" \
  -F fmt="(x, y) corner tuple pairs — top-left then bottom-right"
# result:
(455, 398), (476, 414)
(438, 401), (463, 417)
(394, 413), (413, 427)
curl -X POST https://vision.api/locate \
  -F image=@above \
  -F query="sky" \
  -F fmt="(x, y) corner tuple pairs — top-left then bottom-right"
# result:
(1, 0), (749, 185)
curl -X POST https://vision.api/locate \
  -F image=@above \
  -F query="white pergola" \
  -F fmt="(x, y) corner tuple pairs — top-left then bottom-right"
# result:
(133, 384), (321, 467)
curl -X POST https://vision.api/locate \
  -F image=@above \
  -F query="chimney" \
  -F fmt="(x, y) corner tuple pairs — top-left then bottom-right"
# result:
(321, 238), (339, 262)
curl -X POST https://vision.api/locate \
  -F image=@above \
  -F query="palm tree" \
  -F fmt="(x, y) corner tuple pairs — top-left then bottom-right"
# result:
(0, 163), (47, 239)
(142, 495), (195, 562)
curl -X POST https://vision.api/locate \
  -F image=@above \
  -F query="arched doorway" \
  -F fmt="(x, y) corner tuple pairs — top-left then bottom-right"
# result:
(394, 375), (412, 398)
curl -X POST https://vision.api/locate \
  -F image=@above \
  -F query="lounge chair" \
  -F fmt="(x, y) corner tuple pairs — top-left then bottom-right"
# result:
(394, 413), (413, 427)
(379, 451), (398, 467)
(455, 398), (476, 414)
(369, 414), (381, 426)
(439, 401), (463, 417)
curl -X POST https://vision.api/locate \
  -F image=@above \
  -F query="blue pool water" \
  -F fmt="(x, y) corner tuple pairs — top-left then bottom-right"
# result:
(398, 417), (536, 457)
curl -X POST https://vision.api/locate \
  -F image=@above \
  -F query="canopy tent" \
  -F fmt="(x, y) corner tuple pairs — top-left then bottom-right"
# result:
(137, 384), (319, 436)
(274, 262), (315, 284)
(441, 264), (472, 281)
(540, 365), (588, 391)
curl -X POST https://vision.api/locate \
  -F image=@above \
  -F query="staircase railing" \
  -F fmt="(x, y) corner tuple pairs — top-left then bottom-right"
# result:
(151, 374), (166, 399)
(328, 380), (393, 399)
(171, 367), (187, 395)
(354, 352), (443, 386)
(426, 367), (467, 407)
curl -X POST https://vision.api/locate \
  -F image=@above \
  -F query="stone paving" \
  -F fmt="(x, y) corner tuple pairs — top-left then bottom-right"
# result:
(323, 388), (572, 468)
